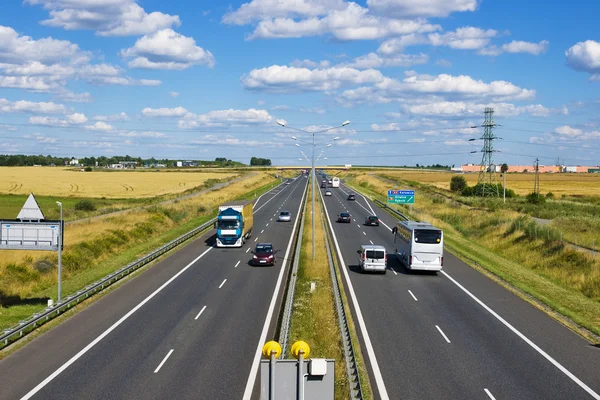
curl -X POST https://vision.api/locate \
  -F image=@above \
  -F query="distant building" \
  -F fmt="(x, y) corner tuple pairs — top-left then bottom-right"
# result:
(68, 158), (79, 166)
(177, 160), (198, 167)
(108, 161), (138, 169)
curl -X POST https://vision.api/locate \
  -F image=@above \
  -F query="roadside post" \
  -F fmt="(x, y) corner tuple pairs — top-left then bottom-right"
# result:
(0, 193), (63, 305)
(260, 340), (334, 400)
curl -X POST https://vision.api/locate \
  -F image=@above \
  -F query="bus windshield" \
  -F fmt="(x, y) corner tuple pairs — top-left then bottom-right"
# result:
(414, 229), (442, 244)
(218, 220), (240, 230)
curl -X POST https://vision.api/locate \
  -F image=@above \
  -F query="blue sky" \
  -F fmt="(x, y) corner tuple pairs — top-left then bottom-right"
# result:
(0, 0), (599, 167)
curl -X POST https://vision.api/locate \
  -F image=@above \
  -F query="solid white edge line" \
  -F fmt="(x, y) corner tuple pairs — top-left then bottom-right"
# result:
(484, 388), (497, 400)
(348, 181), (600, 400)
(441, 270), (600, 399)
(154, 349), (174, 374)
(408, 290), (418, 301)
(319, 187), (390, 400)
(194, 306), (207, 320)
(218, 279), (227, 289)
(234, 261), (240, 268)
(435, 325), (451, 344)
(20, 246), (213, 400)
(242, 177), (308, 400)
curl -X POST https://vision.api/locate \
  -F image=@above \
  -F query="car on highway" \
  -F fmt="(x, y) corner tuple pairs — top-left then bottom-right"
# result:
(321, 182), (327, 188)
(347, 193), (356, 201)
(337, 212), (351, 223)
(357, 244), (387, 274)
(325, 190), (332, 196)
(252, 243), (276, 266)
(278, 210), (292, 222)
(328, 179), (332, 184)
(364, 215), (380, 226)
(286, 181), (291, 185)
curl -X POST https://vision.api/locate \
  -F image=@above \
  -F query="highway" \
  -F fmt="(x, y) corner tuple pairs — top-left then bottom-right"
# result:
(321, 179), (600, 400)
(0, 175), (307, 400)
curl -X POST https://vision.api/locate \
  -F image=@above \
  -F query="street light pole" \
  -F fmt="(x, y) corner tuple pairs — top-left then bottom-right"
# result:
(56, 201), (63, 303)
(278, 120), (349, 260)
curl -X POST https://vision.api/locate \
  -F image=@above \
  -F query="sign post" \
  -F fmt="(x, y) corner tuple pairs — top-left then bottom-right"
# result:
(0, 194), (64, 304)
(387, 189), (415, 204)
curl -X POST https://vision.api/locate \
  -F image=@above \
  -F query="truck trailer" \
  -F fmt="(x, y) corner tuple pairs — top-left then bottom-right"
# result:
(216, 200), (254, 247)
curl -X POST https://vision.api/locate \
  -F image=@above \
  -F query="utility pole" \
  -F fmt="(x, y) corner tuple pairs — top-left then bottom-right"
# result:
(534, 158), (540, 195)
(475, 108), (500, 197)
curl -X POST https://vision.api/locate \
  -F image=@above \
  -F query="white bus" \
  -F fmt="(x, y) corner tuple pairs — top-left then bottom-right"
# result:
(331, 177), (340, 188)
(393, 221), (443, 271)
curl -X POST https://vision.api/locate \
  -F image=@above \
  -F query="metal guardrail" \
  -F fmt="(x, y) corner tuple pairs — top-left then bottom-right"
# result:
(278, 184), (308, 357)
(374, 198), (409, 221)
(0, 216), (218, 350)
(321, 209), (364, 400)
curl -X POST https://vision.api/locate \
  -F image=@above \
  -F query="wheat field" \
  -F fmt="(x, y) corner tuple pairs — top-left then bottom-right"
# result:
(0, 167), (239, 198)
(378, 170), (600, 196)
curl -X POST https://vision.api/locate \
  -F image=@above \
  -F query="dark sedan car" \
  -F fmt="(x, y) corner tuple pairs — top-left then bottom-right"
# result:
(364, 215), (380, 226)
(337, 212), (351, 223)
(347, 194), (356, 201)
(252, 243), (276, 266)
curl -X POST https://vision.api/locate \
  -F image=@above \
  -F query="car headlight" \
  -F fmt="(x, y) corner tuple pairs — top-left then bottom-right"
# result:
(253, 255), (258, 259)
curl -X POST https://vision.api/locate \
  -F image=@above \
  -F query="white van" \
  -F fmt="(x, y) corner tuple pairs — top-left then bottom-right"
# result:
(357, 245), (387, 274)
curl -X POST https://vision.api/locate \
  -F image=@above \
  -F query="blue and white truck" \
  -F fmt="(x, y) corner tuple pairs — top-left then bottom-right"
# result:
(215, 200), (254, 247)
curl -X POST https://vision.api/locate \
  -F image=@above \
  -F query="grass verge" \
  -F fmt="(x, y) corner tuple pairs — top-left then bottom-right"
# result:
(0, 174), (282, 331)
(341, 173), (600, 341)
(287, 182), (350, 399)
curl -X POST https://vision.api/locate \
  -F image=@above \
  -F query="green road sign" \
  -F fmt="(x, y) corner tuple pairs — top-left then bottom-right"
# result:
(387, 190), (415, 204)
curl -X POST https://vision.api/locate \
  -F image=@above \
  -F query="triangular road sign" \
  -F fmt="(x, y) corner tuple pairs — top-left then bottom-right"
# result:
(17, 193), (46, 221)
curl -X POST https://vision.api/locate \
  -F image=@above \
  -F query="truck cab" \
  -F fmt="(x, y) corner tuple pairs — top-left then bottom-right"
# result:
(216, 201), (253, 247)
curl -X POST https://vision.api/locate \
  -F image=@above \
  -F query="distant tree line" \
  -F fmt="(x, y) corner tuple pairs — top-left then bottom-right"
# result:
(0, 154), (245, 167)
(250, 157), (272, 166)
(415, 163), (451, 170)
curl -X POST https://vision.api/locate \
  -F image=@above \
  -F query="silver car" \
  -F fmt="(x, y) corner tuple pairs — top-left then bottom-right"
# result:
(325, 190), (332, 196)
(278, 211), (292, 222)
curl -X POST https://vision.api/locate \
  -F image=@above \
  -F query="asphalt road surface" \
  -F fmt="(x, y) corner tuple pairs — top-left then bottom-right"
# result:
(0, 176), (307, 400)
(321, 180), (600, 400)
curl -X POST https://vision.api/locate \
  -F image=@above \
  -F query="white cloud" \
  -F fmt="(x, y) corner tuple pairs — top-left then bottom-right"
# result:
(0, 98), (67, 114)
(366, 0), (479, 18)
(190, 134), (266, 147)
(338, 73), (535, 105)
(501, 40), (549, 55)
(28, 112), (87, 126)
(242, 65), (384, 93)
(179, 108), (273, 127)
(93, 112), (129, 121)
(401, 101), (551, 117)
(122, 29), (215, 70)
(142, 106), (189, 118)
(429, 27), (497, 50)
(436, 59), (452, 67)
(0, 75), (63, 92)
(119, 131), (166, 137)
(555, 125), (583, 137)
(169, 91), (179, 97)
(371, 122), (403, 131)
(67, 113), (88, 124)
(222, 0), (346, 25)
(85, 121), (114, 131)
(443, 139), (469, 146)
(566, 40), (600, 81)
(28, 116), (69, 127)
(290, 59), (331, 68)
(25, 0), (181, 37)
(88, 76), (161, 86)
(408, 138), (425, 143)
(271, 105), (290, 110)
(377, 34), (430, 54)
(0, 25), (81, 64)
(299, 107), (326, 114)
(56, 90), (92, 103)
(239, 3), (441, 41)
(344, 52), (428, 69)
(24, 133), (58, 143)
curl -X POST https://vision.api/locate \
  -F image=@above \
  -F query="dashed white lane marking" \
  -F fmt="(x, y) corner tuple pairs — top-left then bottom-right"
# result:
(234, 261), (240, 268)
(254, 238), (258, 242)
(246, 248), (251, 253)
(436, 325), (451, 344)
(261, 229), (264, 234)
(194, 306), (207, 320)
(408, 290), (418, 301)
(484, 389), (496, 400)
(369, 240), (374, 245)
(218, 279), (227, 289)
(154, 349), (174, 373)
